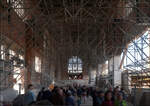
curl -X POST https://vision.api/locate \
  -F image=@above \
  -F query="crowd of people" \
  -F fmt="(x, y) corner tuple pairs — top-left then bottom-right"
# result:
(13, 84), (128, 106)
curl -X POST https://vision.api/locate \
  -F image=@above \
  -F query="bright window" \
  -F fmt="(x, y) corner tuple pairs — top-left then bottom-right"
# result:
(0, 45), (5, 60)
(68, 56), (82, 74)
(9, 49), (15, 59)
(103, 60), (108, 75)
(7, 0), (25, 18)
(35, 56), (41, 73)
(124, 0), (136, 17)
(13, 67), (24, 94)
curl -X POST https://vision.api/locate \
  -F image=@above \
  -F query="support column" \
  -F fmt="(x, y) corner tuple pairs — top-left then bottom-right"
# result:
(25, 24), (33, 88)
(97, 64), (103, 76)
(109, 55), (122, 87)
(88, 67), (96, 85)
(82, 64), (89, 81)
(61, 61), (68, 80)
(96, 64), (103, 86)
(55, 55), (62, 81)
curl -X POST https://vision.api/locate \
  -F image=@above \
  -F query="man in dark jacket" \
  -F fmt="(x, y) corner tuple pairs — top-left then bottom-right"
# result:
(65, 91), (75, 106)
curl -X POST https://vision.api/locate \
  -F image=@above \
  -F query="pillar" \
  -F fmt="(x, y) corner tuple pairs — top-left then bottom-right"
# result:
(82, 64), (89, 81)
(108, 55), (122, 87)
(97, 64), (103, 76)
(88, 67), (96, 85)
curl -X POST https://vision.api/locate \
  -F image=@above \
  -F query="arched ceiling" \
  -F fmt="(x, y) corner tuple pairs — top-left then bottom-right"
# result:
(36, 0), (148, 65)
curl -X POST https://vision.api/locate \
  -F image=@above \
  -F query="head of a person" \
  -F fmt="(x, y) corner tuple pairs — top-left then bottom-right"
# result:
(28, 84), (34, 90)
(114, 86), (119, 92)
(57, 88), (64, 96)
(121, 88), (124, 92)
(117, 92), (123, 101)
(98, 91), (104, 98)
(113, 89), (119, 96)
(41, 87), (45, 91)
(52, 86), (58, 92)
(67, 90), (72, 97)
(105, 91), (112, 101)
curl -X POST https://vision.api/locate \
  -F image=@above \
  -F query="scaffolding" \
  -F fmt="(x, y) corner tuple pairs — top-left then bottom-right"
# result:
(122, 29), (150, 88)
(0, 35), (25, 93)
(0, 0), (150, 92)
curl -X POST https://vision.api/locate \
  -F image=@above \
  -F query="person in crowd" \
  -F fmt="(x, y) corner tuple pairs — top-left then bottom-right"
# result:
(36, 87), (45, 101)
(113, 90), (118, 102)
(69, 86), (76, 96)
(62, 87), (68, 96)
(95, 91), (104, 106)
(12, 83), (131, 106)
(65, 90), (75, 106)
(42, 86), (53, 102)
(115, 86), (120, 92)
(77, 87), (82, 97)
(114, 92), (127, 106)
(24, 84), (36, 105)
(81, 86), (87, 93)
(51, 88), (65, 106)
(112, 87), (120, 101)
(91, 87), (98, 106)
(80, 91), (93, 106)
(77, 95), (81, 106)
(102, 91), (114, 106)
(120, 88), (127, 100)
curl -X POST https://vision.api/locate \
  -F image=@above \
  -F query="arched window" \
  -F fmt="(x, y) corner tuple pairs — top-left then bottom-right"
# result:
(68, 56), (82, 74)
